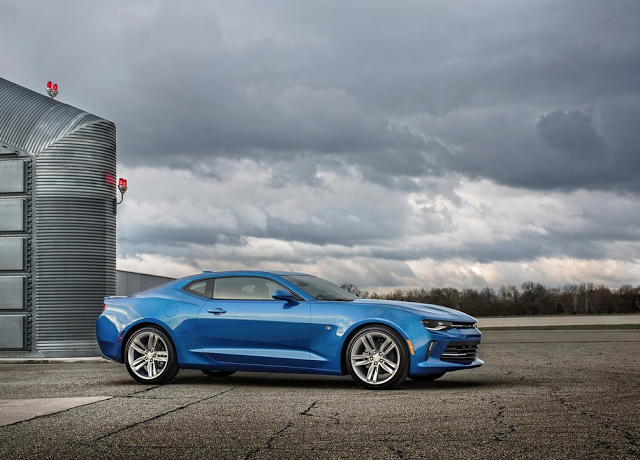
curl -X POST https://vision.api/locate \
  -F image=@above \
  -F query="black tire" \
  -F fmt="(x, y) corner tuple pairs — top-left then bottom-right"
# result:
(202, 370), (236, 378)
(124, 326), (179, 384)
(409, 372), (446, 382)
(345, 325), (410, 390)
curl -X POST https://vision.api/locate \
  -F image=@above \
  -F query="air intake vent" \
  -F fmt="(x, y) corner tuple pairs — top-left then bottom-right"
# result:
(440, 342), (479, 363)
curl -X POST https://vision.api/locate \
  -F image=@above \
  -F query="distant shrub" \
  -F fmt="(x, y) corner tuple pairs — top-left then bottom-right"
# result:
(341, 282), (640, 316)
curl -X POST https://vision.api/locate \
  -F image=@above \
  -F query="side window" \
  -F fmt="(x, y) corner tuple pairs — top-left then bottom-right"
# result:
(212, 277), (289, 300)
(183, 279), (212, 298)
(265, 280), (286, 296)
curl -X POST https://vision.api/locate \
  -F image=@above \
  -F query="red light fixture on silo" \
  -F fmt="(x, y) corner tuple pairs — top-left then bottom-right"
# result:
(117, 177), (128, 205)
(46, 81), (58, 98)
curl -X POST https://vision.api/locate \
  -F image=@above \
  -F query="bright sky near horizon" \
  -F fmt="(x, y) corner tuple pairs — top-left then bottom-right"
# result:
(2, 1), (639, 291)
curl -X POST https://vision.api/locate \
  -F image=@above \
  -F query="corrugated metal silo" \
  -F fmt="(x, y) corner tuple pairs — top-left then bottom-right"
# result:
(0, 77), (116, 357)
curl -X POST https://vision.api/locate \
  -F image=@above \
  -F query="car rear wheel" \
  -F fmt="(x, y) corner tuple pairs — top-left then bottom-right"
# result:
(125, 327), (179, 384)
(409, 372), (446, 382)
(346, 325), (410, 390)
(202, 370), (236, 378)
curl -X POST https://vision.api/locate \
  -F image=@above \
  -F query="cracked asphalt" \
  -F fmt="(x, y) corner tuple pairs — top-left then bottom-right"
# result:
(1, 329), (639, 459)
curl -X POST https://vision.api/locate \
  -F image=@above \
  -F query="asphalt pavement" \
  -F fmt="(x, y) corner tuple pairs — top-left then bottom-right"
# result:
(0, 329), (639, 459)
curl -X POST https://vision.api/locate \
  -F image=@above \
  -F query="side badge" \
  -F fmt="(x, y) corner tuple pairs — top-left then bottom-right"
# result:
(325, 326), (332, 330)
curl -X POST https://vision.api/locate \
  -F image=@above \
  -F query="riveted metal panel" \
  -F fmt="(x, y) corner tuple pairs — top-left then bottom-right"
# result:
(0, 199), (25, 231)
(0, 237), (25, 271)
(0, 315), (25, 349)
(0, 160), (25, 193)
(0, 152), (32, 354)
(0, 276), (25, 309)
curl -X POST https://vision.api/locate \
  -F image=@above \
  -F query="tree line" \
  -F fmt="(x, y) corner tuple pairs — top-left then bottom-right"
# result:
(340, 282), (640, 317)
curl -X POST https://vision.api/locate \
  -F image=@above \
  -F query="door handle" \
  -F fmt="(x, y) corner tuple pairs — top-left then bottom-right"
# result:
(207, 308), (226, 315)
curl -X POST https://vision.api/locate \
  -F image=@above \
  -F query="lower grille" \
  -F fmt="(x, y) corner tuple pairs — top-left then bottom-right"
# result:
(440, 342), (479, 363)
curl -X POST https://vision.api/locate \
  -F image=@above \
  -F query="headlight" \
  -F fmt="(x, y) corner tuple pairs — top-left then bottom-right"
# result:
(421, 319), (453, 331)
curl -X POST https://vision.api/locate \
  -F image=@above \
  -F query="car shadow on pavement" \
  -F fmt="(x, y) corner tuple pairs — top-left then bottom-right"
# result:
(152, 372), (534, 391)
(397, 376), (534, 391)
(175, 373), (357, 390)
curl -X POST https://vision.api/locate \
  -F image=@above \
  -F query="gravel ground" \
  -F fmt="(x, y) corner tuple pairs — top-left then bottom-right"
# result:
(0, 329), (639, 459)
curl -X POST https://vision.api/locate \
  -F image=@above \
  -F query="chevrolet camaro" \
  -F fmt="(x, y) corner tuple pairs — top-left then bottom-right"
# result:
(97, 271), (483, 390)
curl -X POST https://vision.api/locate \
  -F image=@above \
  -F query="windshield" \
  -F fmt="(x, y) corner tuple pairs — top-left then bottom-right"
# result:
(282, 275), (357, 301)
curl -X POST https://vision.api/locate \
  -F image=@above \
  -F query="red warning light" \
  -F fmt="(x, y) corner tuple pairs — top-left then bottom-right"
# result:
(46, 81), (58, 98)
(117, 177), (128, 205)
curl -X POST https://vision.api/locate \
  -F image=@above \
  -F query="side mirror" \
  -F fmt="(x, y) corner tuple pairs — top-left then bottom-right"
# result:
(272, 289), (299, 306)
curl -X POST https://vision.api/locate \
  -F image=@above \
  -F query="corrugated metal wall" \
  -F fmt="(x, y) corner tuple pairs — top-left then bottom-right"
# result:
(0, 77), (116, 357)
(34, 122), (116, 353)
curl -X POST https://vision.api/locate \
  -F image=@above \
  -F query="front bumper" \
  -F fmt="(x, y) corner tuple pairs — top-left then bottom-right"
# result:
(409, 327), (483, 376)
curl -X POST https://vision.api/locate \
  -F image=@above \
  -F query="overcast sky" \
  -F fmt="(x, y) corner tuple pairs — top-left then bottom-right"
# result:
(2, 0), (639, 291)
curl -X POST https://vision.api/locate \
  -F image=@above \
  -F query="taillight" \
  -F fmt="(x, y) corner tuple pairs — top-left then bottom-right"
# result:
(102, 303), (108, 312)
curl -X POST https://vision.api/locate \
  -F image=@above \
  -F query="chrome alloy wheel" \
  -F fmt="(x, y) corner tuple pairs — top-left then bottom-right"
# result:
(350, 331), (402, 386)
(127, 330), (170, 380)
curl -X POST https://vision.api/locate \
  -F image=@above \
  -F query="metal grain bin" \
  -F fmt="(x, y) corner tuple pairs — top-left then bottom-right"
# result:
(0, 77), (116, 357)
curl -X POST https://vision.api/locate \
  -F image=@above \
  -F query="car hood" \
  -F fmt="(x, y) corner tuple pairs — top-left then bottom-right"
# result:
(353, 299), (477, 322)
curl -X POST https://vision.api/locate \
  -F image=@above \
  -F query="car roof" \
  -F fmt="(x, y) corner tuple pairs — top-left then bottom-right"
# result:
(203, 270), (307, 276)
(180, 270), (310, 282)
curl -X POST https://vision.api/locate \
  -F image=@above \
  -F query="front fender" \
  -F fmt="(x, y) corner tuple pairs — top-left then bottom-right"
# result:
(310, 302), (414, 373)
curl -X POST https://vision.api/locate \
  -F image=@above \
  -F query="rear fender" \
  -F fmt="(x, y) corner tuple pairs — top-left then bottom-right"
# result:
(118, 318), (182, 363)
(100, 296), (203, 365)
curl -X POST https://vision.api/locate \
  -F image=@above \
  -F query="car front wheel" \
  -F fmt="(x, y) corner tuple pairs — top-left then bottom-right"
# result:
(124, 327), (179, 384)
(346, 325), (410, 390)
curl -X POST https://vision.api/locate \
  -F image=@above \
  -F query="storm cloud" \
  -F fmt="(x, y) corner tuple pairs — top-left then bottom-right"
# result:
(1, 0), (639, 289)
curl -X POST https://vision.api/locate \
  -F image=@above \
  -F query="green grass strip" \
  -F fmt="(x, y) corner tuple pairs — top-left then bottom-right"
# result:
(481, 324), (640, 331)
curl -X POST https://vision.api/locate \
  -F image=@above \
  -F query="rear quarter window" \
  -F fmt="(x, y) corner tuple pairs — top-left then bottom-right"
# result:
(183, 279), (213, 298)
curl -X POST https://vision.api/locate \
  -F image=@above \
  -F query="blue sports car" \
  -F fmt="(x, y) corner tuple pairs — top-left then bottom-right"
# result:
(97, 271), (483, 390)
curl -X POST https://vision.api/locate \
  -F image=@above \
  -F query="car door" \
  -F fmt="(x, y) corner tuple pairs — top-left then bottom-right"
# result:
(197, 276), (311, 368)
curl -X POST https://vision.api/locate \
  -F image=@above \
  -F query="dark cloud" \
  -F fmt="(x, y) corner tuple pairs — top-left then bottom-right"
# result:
(118, 1), (640, 193)
(437, 104), (640, 192)
(537, 110), (604, 155)
(3, 1), (639, 192)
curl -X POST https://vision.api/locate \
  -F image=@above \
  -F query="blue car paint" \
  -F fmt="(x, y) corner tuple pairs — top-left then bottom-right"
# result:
(97, 270), (483, 378)
(196, 298), (312, 367)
